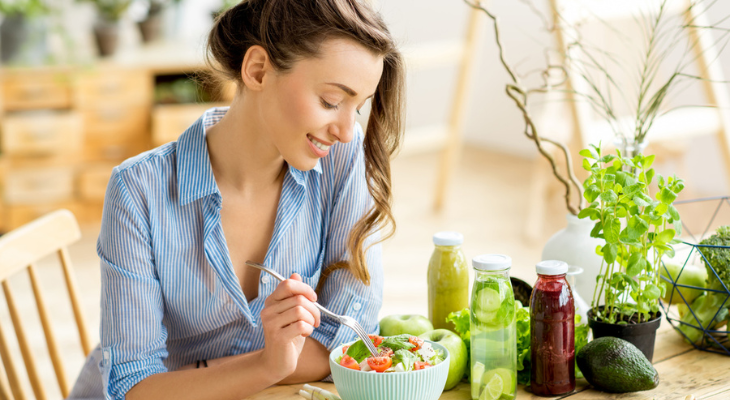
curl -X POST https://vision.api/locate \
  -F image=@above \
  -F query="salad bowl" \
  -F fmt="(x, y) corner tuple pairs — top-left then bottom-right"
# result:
(329, 339), (450, 400)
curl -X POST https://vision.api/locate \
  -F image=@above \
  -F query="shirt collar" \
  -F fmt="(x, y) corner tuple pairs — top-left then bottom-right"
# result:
(177, 107), (322, 205)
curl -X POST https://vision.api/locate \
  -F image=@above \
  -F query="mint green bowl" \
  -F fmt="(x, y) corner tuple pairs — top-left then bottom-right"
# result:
(329, 340), (450, 400)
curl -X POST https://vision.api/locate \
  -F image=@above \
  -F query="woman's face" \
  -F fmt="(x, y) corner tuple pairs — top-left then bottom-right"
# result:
(258, 38), (384, 171)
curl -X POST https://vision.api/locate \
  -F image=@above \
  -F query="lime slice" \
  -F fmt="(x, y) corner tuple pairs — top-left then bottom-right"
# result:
(482, 368), (515, 397)
(471, 362), (486, 399)
(479, 372), (503, 400)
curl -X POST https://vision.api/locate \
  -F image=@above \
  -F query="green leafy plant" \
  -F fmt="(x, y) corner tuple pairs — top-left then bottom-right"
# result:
(579, 143), (685, 324)
(78, 0), (133, 22)
(0, 0), (48, 17)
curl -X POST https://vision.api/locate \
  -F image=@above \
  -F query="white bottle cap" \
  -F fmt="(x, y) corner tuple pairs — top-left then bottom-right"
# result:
(536, 260), (569, 275)
(472, 254), (512, 271)
(432, 231), (464, 246)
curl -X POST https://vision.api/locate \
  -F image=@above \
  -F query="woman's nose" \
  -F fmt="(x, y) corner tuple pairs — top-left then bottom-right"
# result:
(330, 110), (356, 143)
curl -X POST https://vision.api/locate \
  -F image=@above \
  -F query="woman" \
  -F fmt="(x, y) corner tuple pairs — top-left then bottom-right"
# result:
(68, 0), (405, 399)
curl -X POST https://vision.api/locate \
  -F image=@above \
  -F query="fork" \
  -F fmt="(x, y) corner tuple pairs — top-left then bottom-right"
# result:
(246, 261), (379, 357)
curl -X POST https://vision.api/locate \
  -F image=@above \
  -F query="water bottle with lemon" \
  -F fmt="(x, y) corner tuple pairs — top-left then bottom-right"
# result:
(470, 254), (517, 400)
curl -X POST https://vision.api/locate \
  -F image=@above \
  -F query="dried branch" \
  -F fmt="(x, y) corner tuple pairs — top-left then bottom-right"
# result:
(463, 0), (584, 215)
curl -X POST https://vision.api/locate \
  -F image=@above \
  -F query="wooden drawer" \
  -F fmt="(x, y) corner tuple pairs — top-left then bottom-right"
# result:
(2, 70), (72, 111)
(4, 167), (75, 205)
(78, 165), (114, 201)
(83, 104), (149, 138)
(152, 103), (225, 146)
(1, 111), (83, 156)
(75, 69), (152, 107)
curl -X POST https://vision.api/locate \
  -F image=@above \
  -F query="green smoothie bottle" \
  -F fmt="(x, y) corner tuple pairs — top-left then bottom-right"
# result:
(428, 231), (469, 331)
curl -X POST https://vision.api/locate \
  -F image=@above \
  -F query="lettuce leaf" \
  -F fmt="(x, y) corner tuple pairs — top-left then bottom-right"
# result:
(380, 334), (415, 351)
(345, 340), (372, 363)
(574, 314), (590, 379)
(392, 349), (419, 371)
(515, 300), (532, 385)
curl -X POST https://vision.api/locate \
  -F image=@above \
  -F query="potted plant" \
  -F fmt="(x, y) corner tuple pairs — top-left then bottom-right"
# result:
(0, 0), (49, 64)
(577, 142), (685, 361)
(137, 0), (180, 43)
(460, 0), (730, 306)
(82, 0), (133, 57)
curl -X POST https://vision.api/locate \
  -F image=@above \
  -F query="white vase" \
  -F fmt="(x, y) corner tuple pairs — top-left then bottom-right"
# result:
(566, 266), (590, 325)
(542, 214), (605, 304)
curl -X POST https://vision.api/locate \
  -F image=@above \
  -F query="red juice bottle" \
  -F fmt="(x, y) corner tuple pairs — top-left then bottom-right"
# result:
(530, 260), (575, 396)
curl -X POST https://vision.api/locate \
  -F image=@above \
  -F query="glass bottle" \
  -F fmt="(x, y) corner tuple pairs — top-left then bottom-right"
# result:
(470, 254), (517, 400)
(428, 231), (469, 331)
(530, 260), (575, 396)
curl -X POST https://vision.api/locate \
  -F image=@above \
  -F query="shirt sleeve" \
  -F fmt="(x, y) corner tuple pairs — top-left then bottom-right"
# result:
(98, 167), (169, 399)
(309, 123), (384, 352)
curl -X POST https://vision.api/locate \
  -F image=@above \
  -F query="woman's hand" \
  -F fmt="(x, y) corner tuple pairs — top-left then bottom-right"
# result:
(259, 273), (321, 379)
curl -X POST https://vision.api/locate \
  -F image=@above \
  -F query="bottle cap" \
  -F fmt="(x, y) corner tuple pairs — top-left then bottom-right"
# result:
(536, 260), (569, 275)
(432, 231), (464, 246)
(472, 254), (512, 271)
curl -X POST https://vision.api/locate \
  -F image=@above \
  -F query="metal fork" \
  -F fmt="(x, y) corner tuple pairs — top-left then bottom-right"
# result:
(246, 261), (379, 357)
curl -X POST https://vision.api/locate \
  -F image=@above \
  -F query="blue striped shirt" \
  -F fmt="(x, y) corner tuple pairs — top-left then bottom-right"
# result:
(68, 107), (383, 399)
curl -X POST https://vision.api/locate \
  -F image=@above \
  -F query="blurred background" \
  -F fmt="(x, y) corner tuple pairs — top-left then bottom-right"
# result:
(1, 0), (730, 397)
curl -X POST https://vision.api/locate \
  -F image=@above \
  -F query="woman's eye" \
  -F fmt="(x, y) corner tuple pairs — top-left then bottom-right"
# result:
(320, 98), (339, 110)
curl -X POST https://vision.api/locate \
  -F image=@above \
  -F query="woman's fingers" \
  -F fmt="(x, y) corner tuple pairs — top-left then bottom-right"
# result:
(268, 273), (317, 303)
(265, 295), (321, 326)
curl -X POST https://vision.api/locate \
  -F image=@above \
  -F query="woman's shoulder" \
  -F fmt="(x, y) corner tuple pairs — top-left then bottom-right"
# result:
(108, 142), (179, 197)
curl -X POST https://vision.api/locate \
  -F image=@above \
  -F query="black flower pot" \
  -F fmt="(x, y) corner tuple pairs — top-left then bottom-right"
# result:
(138, 14), (162, 43)
(587, 307), (662, 362)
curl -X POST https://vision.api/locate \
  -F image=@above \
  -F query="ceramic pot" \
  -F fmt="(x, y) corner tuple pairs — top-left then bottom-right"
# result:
(542, 213), (605, 302)
(138, 14), (162, 43)
(94, 21), (120, 57)
(1, 14), (47, 64)
(587, 307), (661, 362)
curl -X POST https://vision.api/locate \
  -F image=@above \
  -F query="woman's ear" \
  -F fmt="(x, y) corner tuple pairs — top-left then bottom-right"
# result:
(240, 45), (270, 91)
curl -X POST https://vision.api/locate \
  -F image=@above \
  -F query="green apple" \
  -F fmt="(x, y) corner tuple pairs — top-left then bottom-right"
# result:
(420, 329), (468, 391)
(379, 314), (434, 337)
(660, 260), (707, 305)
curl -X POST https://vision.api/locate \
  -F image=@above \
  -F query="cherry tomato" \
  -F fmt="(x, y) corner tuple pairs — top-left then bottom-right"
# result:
(408, 336), (424, 352)
(339, 355), (360, 370)
(342, 345), (350, 354)
(378, 347), (394, 358)
(368, 334), (384, 347)
(414, 361), (431, 370)
(366, 356), (393, 373)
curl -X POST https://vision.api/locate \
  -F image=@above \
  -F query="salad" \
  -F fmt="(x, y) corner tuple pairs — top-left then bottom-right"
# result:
(336, 334), (445, 373)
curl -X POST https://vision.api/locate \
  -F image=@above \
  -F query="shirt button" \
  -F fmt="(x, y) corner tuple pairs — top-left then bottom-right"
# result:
(261, 275), (270, 284)
(352, 302), (362, 311)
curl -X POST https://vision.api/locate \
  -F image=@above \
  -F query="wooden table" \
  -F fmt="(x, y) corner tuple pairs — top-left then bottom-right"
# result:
(249, 322), (730, 399)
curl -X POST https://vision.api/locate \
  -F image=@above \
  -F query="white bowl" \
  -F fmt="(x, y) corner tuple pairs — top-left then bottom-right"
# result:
(328, 340), (450, 400)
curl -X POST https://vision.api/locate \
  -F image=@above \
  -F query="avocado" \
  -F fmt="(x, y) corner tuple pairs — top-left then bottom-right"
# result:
(576, 336), (659, 393)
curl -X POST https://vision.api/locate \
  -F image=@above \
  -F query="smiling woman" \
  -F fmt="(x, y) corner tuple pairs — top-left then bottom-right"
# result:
(65, 1), (405, 400)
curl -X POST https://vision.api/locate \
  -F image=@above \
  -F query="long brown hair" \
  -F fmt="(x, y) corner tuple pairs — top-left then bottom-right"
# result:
(206, 0), (405, 289)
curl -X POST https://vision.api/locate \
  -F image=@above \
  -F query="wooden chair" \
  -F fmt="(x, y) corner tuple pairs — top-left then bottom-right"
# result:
(0, 209), (92, 400)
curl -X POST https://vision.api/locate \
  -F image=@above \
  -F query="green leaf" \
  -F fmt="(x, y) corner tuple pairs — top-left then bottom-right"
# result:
(602, 174), (616, 188)
(601, 190), (618, 205)
(668, 205), (680, 221)
(672, 180), (685, 194)
(590, 220), (604, 239)
(644, 284), (661, 300)
(644, 155), (655, 169)
(646, 169), (655, 186)
(346, 340), (373, 363)
(633, 193), (652, 207)
(655, 229), (676, 245)
(580, 149), (596, 159)
(599, 154), (617, 164)
(604, 216), (621, 243)
(603, 243), (618, 264)
(578, 207), (599, 220)
(584, 185), (601, 203)
(657, 187), (678, 204)
(392, 349), (419, 371)
(582, 158), (592, 171)
(379, 334), (416, 352)
(626, 253), (645, 277)
(655, 203), (668, 215)
(627, 215), (649, 238)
